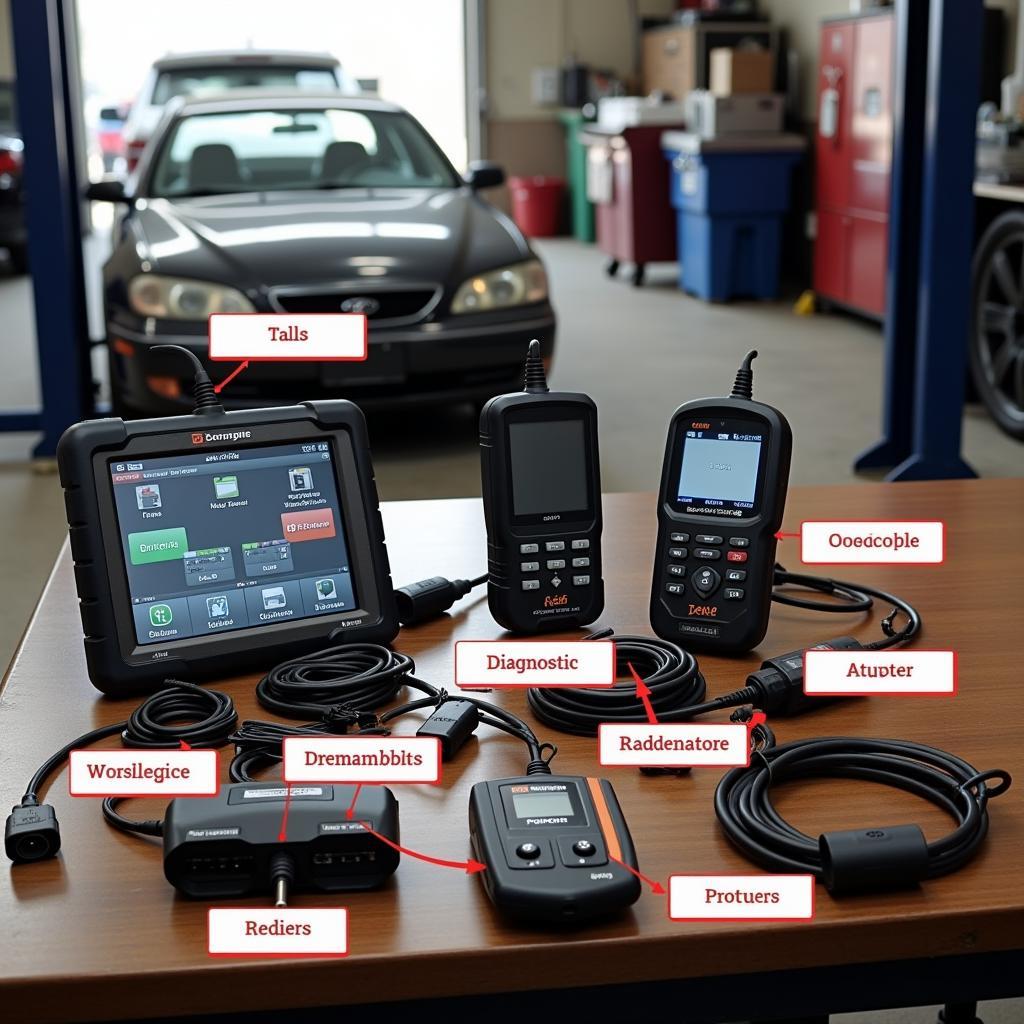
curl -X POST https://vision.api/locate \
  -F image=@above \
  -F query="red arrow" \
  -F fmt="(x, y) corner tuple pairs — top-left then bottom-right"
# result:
(277, 783), (293, 842)
(610, 854), (666, 895)
(344, 783), (363, 820)
(774, 530), (800, 541)
(746, 711), (767, 731)
(178, 740), (191, 750)
(627, 662), (658, 724)
(214, 360), (249, 394)
(358, 822), (487, 874)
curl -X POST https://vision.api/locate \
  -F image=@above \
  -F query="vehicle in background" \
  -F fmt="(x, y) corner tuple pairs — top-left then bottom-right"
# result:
(97, 103), (129, 173)
(87, 91), (555, 415)
(0, 80), (26, 273)
(120, 51), (357, 174)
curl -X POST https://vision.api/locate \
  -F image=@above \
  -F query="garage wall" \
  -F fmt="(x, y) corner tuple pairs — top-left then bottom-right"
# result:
(483, 0), (676, 203)
(759, 0), (1019, 123)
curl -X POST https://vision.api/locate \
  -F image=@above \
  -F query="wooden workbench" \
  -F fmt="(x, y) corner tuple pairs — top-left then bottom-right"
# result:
(2, 481), (1022, 1022)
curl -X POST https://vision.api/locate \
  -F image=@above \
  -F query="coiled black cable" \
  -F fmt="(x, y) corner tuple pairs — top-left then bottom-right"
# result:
(527, 630), (706, 736)
(16, 681), (238, 840)
(255, 643), (431, 718)
(714, 735), (1012, 889)
(772, 565), (921, 649)
(232, 687), (556, 781)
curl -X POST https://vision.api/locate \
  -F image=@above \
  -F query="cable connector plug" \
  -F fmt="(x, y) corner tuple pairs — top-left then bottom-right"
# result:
(523, 338), (549, 393)
(729, 349), (758, 401)
(394, 576), (476, 626)
(5, 803), (61, 863)
(744, 636), (864, 716)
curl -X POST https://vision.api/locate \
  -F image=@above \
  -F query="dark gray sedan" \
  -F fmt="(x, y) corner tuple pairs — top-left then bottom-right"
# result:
(88, 91), (555, 414)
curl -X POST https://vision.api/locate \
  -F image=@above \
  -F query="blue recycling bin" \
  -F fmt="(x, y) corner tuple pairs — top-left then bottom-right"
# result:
(662, 133), (804, 302)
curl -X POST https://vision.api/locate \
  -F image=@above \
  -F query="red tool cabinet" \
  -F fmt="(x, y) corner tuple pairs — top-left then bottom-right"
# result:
(814, 10), (894, 319)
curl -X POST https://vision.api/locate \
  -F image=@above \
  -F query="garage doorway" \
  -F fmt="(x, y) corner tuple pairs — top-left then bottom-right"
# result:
(75, 0), (469, 172)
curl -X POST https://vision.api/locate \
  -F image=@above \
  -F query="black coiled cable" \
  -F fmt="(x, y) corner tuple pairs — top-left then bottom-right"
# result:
(255, 643), (431, 719)
(17, 681), (238, 839)
(714, 735), (1012, 889)
(527, 630), (706, 736)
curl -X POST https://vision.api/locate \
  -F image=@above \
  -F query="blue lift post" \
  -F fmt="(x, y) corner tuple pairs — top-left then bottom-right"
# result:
(857, 0), (983, 480)
(6, 0), (93, 456)
(854, 0), (929, 473)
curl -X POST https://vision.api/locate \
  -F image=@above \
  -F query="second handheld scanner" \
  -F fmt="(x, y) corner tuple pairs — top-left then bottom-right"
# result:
(650, 351), (792, 654)
(479, 341), (604, 634)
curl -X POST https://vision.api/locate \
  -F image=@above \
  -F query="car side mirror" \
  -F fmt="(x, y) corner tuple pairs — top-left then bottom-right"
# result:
(86, 179), (129, 203)
(465, 161), (505, 190)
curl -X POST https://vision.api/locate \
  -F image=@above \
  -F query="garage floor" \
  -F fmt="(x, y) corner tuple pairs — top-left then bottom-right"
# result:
(0, 240), (1020, 1020)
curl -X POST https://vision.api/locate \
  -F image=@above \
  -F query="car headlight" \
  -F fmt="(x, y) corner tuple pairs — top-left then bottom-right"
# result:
(128, 275), (255, 320)
(450, 259), (548, 315)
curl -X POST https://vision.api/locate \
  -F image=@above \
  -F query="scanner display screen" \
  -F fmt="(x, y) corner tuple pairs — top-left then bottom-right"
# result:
(511, 790), (575, 819)
(676, 417), (765, 517)
(509, 418), (589, 517)
(108, 440), (358, 646)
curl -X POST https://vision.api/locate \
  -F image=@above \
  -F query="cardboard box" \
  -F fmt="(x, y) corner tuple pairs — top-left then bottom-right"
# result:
(709, 48), (774, 96)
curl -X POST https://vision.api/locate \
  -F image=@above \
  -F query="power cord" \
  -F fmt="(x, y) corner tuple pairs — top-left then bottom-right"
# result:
(526, 631), (706, 736)
(527, 568), (922, 737)
(6, 681), (238, 860)
(714, 735), (1012, 894)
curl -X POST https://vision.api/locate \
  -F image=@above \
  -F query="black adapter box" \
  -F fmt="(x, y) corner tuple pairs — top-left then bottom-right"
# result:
(163, 781), (399, 898)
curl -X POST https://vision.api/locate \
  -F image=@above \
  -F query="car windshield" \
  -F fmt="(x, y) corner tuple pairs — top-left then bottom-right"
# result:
(152, 66), (339, 104)
(148, 107), (459, 197)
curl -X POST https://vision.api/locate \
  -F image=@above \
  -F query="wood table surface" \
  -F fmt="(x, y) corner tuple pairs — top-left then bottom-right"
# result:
(2, 479), (1023, 1022)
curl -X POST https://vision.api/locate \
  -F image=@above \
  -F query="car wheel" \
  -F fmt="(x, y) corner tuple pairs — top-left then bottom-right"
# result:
(971, 211), (1024, 440)
(8, 244), (28, 274)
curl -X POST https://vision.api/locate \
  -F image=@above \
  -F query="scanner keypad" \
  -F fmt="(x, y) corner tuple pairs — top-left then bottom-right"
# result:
(519, 537), (594, 591)
(663, 532), (753, 604)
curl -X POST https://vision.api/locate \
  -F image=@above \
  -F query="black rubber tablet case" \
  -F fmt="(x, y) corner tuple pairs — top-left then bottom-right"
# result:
(57, 401), (398, 695)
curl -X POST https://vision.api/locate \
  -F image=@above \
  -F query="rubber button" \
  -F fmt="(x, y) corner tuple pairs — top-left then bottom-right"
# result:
(692, 567), (720, 595)
(572, 840), (596, 857)
(729, 537), (750, 548)
(516, 842), (542, 860)
(726, 550), (748, 563)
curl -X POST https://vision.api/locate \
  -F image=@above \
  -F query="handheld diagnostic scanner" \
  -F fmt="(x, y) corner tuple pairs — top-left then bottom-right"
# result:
(479, 341), (604, 634)
(649, 351), (792, 654)
(469, 774), (641, 924)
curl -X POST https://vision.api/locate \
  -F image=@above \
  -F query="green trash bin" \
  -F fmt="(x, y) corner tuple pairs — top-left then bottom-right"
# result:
(558, 109), (595, 243)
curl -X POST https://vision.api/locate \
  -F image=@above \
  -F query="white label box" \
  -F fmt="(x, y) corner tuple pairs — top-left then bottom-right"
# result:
(800, 520), (944, 564)
(69, 749), (218, 797)
(282, 736), (441, 784)
(599, 723), (749, 767)
(208, 908), (347, 958)
(669, 874), (815, 921)
(209, 313), (367, 361)
(455, 640), (615, 688)
(804, 649), (956, 696)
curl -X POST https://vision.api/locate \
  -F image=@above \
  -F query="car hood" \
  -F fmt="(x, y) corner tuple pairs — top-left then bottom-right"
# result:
(132, 188), (530, 293)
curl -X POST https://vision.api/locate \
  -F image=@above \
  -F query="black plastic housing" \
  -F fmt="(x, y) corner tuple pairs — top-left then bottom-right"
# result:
(163, 781), (400, 898)
(819, 823), (929, 895)
(5, 804), (61, 863)
(479, 391), (604, 634)
(56, 401), (398, 695)
(469, 774), (641, 924)
(650, 396), (792, 654)
(416, 699), (480, 759)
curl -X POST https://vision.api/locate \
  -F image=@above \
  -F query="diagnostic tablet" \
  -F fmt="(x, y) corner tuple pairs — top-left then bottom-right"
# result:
(58, 401), (398, 695)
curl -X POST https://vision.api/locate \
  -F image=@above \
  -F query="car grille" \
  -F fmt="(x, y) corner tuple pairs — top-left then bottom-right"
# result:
(271, 287), (440, 325)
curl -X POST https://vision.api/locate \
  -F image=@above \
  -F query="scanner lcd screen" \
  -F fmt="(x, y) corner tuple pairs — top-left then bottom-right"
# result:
(108, 439), (358, 646)
(676, 417), (765, 516)
(509, 419), (588, 517)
